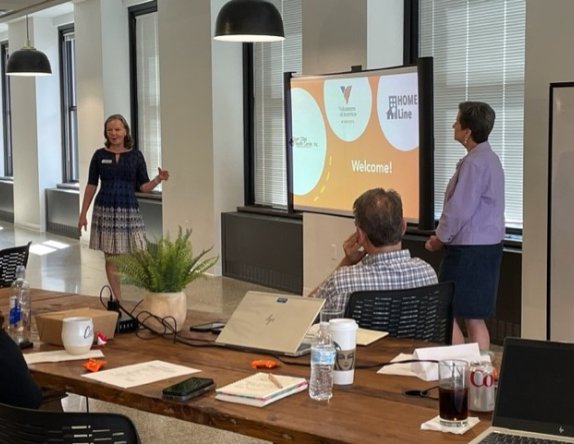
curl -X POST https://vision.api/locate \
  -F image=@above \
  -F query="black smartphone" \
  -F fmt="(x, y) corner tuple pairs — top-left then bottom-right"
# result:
(162, 377), (215, 401)
(189, 321), (226, 332)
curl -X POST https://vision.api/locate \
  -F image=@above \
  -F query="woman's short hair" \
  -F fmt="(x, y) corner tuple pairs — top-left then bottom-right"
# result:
(458, 101), (496, 144)
(104, 114), (134, 149)
(353, 188), (404, 247)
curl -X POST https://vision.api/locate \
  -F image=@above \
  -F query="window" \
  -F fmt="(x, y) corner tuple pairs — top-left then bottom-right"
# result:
(129, 1), (161, 189)
(419, 0), (525, 230)
(0, 41), (12, 178)
(251, 0), (302, 208)
(59, 25), (78, 184)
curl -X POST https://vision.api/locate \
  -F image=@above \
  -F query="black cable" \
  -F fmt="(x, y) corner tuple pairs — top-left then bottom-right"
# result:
(270, 356), (439, 369)
(403, 385), (439, 400)
(99, 285), (113, 310)
(102, 287), (440, 371)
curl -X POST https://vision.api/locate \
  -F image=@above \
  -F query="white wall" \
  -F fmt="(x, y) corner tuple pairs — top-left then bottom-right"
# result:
(302, 0), (367, 74)
(210, 0), (244, 275)
(75, 0), (131, 244)
(522, 0), (574, 339)
(10, 15), (61, 231)
(158, 0), (243, 275)
(367, 0), (403, 69)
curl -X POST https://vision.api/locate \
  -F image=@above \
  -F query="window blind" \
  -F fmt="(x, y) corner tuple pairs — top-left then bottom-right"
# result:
(419, 0), (525, 229)
(253, 0), (302, 208)
(135, 11), (162, 189)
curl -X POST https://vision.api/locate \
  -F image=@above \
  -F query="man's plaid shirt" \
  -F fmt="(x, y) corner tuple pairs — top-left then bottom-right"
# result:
(315, 249), (438, 312)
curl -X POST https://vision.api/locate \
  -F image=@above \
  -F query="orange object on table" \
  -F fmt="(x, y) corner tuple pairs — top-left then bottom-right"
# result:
(82, 358), (106, 372)
(250, 359), (279, 369)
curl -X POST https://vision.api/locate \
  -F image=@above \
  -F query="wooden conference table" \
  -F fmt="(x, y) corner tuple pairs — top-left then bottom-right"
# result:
(0, 288), (492, 443)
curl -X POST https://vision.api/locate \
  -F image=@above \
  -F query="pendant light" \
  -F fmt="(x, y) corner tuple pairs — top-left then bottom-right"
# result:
(7, 15), (52, 77)
(214, 0), (285, 43)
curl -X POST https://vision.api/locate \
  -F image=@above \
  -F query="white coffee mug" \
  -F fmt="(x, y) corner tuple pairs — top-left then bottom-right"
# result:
(61, 316), (94, 355)
(329, 318), (358, 385)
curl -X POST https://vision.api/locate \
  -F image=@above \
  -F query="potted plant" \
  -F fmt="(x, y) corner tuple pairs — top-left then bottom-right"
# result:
(112, 227), (218, 332)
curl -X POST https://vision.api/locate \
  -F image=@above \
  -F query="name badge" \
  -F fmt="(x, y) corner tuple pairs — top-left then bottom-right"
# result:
(101, 159), (112, 164)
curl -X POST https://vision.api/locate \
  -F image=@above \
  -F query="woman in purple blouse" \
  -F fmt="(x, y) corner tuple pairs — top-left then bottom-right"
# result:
(425, 101), (504, 351)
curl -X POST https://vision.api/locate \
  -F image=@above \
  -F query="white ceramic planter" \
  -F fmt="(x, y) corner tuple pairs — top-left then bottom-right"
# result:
(142, 291), (187, 332)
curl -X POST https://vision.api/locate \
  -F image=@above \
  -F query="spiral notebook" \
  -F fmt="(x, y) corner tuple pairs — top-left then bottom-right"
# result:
(469, 337), (574, 443)
(215, 291), (325, 357)
(215, 372), (308, 407)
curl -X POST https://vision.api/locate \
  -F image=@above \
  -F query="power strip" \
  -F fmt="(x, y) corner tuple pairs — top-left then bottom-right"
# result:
(116, 318), (139, 334)
(106, 298), (139, 333)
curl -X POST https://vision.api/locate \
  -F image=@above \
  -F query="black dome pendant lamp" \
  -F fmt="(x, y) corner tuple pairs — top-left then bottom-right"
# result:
(7, 15), (52, 77)
(214, 0), (285, 43)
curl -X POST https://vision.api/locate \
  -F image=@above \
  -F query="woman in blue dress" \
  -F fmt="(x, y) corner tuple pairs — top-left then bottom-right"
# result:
(78, 114), (169, 300)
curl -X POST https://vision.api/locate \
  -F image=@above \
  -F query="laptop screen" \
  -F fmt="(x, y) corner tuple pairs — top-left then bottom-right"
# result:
(493, 337), (574, 437)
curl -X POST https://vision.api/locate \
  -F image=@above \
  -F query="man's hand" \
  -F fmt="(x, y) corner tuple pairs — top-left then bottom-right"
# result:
(425, 234), (444, 252)
(341, 232), (366, 266)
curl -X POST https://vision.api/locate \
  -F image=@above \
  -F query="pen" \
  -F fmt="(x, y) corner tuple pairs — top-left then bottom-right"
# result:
(268, 373), (283, 389)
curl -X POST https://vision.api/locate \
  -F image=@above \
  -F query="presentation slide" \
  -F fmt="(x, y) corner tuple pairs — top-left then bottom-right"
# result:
(289, 66), (420, 220)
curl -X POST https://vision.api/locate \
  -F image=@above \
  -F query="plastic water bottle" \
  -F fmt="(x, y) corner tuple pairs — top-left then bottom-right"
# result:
(8, 265), (31, 346)
(309, 322), (336, 401)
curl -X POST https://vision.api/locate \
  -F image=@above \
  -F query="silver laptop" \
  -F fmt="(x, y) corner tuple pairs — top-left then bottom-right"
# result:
(470, 337), (574, 443)
(215, 291), (325, 357)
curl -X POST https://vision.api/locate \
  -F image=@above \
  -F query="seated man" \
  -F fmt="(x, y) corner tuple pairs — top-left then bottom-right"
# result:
(0, 311), (43, 409)
(311, 188), (438, 312)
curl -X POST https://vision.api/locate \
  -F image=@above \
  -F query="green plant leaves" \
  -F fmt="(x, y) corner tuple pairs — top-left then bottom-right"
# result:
(111, 227), (218, 292)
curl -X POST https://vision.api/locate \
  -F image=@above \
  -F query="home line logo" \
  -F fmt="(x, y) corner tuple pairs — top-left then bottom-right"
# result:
(386, 94), (417, 120)
(340, 85), (352, 104)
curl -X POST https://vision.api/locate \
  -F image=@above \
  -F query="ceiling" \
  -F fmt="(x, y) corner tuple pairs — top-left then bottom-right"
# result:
(0, 0), (70, 20)
(0, 1), (39, 14)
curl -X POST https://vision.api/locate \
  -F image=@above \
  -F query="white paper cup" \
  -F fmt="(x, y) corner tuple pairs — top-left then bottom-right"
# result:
(329, 318), (358, 385)
(61, 316), (94, 355)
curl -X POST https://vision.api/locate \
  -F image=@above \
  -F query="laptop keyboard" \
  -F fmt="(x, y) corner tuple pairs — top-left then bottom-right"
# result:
(480, 432), (568, 444)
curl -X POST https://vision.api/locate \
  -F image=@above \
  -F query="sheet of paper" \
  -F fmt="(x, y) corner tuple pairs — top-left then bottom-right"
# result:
(412, 343), (484, 381)
(356, 328), (388, 346)
(307, 323), (388, 346)
(82, 360), (201, 389)
(378, 344), (490, 381)
(377, 353), (417, 377)
(25, 349), (105, 365)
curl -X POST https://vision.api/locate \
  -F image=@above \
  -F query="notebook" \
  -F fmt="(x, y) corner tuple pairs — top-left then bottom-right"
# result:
(215, 372), (308, 407)
(215, 291), (325, 357)
(469, 337), (574, 443)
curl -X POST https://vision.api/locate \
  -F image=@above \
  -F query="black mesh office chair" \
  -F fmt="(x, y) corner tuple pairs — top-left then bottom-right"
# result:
(0, 242), (31, 288)
(345, 281), (455, 345)
(0, 402), (141, 444)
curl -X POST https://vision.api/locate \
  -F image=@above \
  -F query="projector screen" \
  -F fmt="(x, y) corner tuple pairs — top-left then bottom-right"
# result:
(285, 58), (434, 230)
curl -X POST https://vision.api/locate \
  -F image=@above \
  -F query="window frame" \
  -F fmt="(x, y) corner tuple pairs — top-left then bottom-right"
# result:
(244, 0), (302, 212)
(417, 1), (524, 234)
(128, 0), (162, 191)
(1, 41), (12, 178)
(58, 24), (78, 184)
(128, 0), (157, 154)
